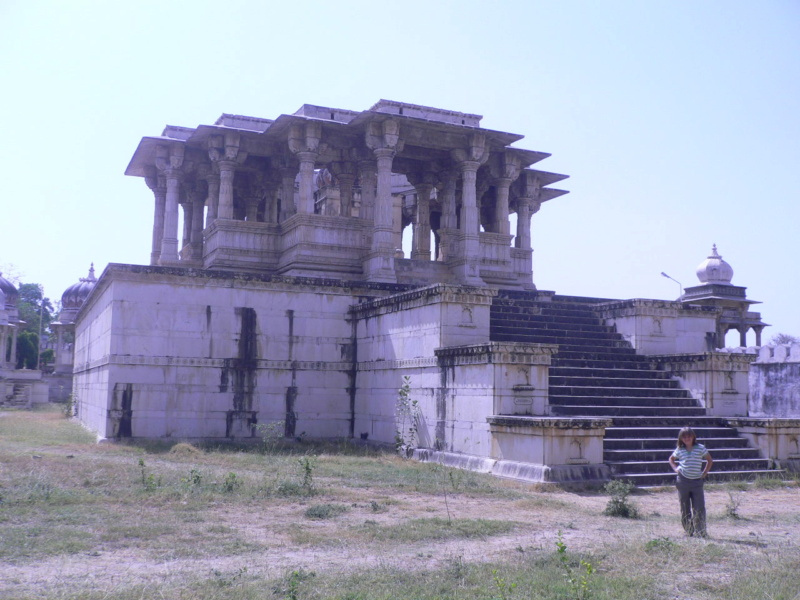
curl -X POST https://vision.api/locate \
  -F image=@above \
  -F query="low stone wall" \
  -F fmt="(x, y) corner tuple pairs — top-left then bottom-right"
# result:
(749, 344), (800, 418)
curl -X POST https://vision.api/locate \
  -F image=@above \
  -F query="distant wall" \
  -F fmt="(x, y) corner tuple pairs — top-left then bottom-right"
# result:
(749, 344), (800, 417)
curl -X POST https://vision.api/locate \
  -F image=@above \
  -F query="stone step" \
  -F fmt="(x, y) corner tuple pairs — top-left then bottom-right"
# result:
(549, 375), (681, 389)
(608, 457), (772, 476)
(550, 357), (655, 370)
(549, 395), (698, 408)
(604, 437), (750, 450)
(551, 405), (708, 417)
(604, 420), (731, 431)
(489, 313), (613, 331)
(615, 469), (782, 487)
(550, 366), (672, 380)
(604, 447), (762, 462)
(550, 384), (690, 398)
(490, 325), (624, 342)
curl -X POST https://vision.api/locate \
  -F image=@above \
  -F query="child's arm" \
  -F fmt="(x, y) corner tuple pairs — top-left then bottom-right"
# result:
(702, 452), (713, 478)
(669, 453), (679, 473)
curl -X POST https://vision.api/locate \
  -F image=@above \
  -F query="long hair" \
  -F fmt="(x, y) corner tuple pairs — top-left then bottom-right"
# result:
(676, 426), (697, 449)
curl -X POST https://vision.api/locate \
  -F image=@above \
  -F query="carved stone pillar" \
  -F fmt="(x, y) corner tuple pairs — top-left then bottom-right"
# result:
(451, 133), (488, 285)
(280, 167), (297, 222)
(180, 198), (192, 249)
(514, 171), (541, 251)
(205, 171), (220, 226)
(440, 170), (457, 229)
(331, 159), (356, 217)
(145, 171), (166, 266)
(408, 171), (436, 261)
(191, 186), (205, 259)
(363, 119), (403, 282)
(493, 153), (520, 235)
(155, 144), (184, 264)
(358, 158), (377, 223)
(288, 122), (321, 215)
(209, 133), (247, 221)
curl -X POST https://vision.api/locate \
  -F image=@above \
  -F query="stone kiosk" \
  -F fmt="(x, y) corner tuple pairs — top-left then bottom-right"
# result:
(72, 100), (798, 484)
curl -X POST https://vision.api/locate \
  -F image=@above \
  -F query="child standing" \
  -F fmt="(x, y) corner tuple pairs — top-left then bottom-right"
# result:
(668, 426), (713, 537)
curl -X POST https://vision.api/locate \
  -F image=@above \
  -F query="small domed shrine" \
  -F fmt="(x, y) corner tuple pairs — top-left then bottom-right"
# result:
(50, 265), (97, 376)
(681, 245), (767, 346)
(0, 271), (21, 371)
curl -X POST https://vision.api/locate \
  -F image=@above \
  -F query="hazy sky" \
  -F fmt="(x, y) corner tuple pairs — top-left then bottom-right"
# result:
(1, 1), (798, 344)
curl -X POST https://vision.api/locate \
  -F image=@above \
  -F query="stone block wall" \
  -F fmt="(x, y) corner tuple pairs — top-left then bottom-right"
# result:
(749, 344), (800, 418)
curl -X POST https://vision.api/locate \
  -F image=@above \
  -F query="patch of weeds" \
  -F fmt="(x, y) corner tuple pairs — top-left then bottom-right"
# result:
(725, 491), (743, 519)
(555, 530), (596, 600)
(169, 442), (202, 456)
(358, 517), (516, 542)
(305, 503), (349, 520)
(256, 420), (286, 454)
(603, 480), (640, 518)
(277, 456), (318, 497)
(274, 568), (316, 600)
(644, 536), (677, 554)
(370, 500), (388, 513)
(211, 566), (248, 588)
(752, 476), (786, 490)
(222, 472), (241, 493)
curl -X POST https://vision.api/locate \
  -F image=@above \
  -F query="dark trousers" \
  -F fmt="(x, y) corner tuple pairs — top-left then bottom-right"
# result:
(676, 473), (706, 536)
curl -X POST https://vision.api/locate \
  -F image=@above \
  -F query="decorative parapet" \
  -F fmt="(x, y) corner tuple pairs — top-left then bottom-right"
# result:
(753, 344), (800, 363)
(650, 352), (756, 372)
(487, 416), (612, 429)
(594, 298), (719, 319)
(435, 342), (558, 367)
(349, 283), (496, 319)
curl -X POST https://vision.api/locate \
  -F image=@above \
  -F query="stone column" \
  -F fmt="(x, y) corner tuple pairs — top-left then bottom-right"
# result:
(492, 153), (520, 235)
(451, 134), (488, 285)
(280, 166), (297, 222)
(205, 171), (220, 226)
(363, 119), (403, 282)
(180, 198), (192, 250)
(155, 144), (185, 264)
(408, 171), (436, 261)
(145, 172), (166, 266)
(191, 187), (205, 259)
(331, 159), (356, 217)
(514, 171), (541, 250)
(358, 158), (377, 223)
(440, 170), (457, 229)
(288, 122), (322, 215)
(209, 132), (247, 221)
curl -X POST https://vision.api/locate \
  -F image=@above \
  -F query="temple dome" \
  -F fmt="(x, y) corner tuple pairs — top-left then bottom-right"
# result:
(61, 264), (97, 310)
(0, 272), (18, 308)
(695, 244), (734, 285)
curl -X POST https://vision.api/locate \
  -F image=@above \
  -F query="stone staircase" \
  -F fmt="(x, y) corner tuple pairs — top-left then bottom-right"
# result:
(490, 290), (777, 486)
(1, 383), (32, 409)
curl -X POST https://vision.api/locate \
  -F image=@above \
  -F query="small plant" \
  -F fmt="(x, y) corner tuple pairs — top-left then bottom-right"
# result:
(490, 569), (517, 600)
(395, 375), (421, 456)
(644, 536), (677, 554)
(603, 479), (640, 518)
(556, 530), (596, 600)
(256, 420), (285, 454)
(138, 458), (161, 492)
(299, 456), (315, 491)
(222, 472), (241, 493)
(725, 491), (743, 519)
(370, 500), (387, 513)
(276, 568), (316, 600)
(182, 468), (202, 488)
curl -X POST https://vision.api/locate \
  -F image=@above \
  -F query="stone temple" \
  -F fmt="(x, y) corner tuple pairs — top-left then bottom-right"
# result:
(71, 100), (799, 484)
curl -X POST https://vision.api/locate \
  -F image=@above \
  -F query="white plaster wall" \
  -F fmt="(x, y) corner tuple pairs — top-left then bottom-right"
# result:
(75, 268), (358, 440)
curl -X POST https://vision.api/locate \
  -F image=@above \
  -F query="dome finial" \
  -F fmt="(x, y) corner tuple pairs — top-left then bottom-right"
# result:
(696, 244), (733, 284)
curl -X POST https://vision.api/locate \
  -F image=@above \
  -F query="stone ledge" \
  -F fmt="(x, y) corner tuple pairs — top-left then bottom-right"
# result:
(487, 416), (612, 429)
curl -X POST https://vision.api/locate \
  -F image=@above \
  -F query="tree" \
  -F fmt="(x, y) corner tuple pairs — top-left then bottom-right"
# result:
(770, 333), (800, 345)
(16, 331), (39, 369)
(16, 283), (54, 336)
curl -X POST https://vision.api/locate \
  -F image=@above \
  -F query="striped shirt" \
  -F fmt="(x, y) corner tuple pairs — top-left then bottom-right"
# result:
(671, 444), (709, 479)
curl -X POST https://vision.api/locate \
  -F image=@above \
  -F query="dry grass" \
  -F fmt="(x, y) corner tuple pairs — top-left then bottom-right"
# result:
(1, 406), (799, 600)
